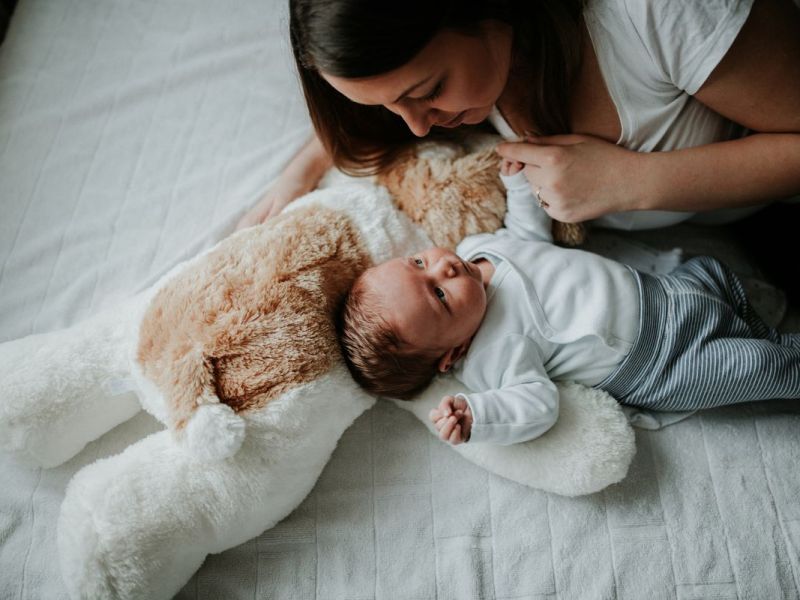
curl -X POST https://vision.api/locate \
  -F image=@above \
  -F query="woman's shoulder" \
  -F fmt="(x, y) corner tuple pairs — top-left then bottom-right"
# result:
(586, 0), (752, 25)
(584, 0), (754, 93)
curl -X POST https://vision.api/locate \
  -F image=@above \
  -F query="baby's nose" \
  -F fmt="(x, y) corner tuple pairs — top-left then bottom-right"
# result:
(435, 258), (457, 277)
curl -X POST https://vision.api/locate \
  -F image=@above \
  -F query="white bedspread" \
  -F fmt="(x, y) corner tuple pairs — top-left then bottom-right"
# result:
(2, 1), (799, 599)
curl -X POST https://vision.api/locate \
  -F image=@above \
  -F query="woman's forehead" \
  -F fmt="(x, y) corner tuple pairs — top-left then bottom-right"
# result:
(319, 30), (469, 105)
(322, 67), (437, 107)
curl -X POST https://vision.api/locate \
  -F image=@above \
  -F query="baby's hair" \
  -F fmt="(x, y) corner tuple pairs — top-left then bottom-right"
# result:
(337, 272), (441, 400)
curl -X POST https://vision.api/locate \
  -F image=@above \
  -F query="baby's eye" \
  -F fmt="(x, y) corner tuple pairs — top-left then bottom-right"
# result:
(414, 257), (424, 268)
(434, 287), (446, 303)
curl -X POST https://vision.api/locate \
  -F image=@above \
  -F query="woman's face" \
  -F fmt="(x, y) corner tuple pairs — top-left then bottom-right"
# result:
(321, 22), (513, 137)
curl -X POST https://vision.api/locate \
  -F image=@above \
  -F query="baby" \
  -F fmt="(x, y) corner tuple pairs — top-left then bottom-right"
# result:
(337, 161), (800, 446)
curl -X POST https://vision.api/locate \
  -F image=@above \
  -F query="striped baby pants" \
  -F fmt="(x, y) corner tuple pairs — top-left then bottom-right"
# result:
(598, 256), (800, 411)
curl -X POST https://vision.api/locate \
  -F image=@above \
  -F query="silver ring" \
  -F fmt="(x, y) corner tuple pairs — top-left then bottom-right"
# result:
(536, 187), (548, 208)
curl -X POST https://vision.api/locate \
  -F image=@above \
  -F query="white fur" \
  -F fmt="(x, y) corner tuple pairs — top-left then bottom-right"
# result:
(0, 182), (635, 599)
(57, 366), (374, 600)
(184, 402), (247, 461)
(0, 295), (148, 467)
(395, 378), (636, 497)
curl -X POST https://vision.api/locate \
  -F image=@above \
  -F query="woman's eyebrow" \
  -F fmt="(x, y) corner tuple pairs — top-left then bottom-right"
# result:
(393, 75), (434, 103)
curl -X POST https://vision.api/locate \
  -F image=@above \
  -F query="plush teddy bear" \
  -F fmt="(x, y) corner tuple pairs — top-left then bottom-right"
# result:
(0, 142), (633, 600)
(377, 138), (587, 248)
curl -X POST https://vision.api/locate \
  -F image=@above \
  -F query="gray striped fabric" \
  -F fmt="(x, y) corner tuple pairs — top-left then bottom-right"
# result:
(599, 256), (800, 411)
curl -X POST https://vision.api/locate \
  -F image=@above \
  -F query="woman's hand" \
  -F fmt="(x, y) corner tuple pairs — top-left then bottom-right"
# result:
(496, 134), (646, 223)
(236, 174), (310, 230)
(500, 157), (524, 177)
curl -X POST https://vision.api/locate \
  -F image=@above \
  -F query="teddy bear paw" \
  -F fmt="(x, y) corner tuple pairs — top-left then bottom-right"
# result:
(183, 403), (246, 461)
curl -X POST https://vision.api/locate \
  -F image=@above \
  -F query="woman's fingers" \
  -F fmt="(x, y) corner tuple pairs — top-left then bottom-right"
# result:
(494, 134), (636, 222)
(524, 134), (587, 145)
(496, 135), (583, 162)
(495, 141), (548, 167)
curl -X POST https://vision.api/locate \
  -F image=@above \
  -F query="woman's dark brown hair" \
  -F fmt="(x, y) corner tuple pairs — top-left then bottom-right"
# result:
(289, 0), (584, 174)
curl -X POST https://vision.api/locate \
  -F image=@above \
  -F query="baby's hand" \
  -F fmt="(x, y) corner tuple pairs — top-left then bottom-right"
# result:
(500, 158), (524, 176)
(429, 395), (473, 445)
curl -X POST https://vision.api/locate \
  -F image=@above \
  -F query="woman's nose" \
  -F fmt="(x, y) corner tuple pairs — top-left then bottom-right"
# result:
(394, 103), (432, 137)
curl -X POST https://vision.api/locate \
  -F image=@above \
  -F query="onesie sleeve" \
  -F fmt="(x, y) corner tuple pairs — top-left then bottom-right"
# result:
(498, 171), (553, 243)
(622, 0), (754, 94)
(457, 335), (559, 446)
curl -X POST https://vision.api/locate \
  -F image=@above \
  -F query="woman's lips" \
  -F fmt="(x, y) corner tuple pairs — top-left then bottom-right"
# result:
(440, 111), (466, 128)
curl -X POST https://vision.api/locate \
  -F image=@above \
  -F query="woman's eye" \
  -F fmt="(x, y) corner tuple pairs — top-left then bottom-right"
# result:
(414, 258), (424, 268)
(422, 81), (443, 103)
(434, 287), (446, 302)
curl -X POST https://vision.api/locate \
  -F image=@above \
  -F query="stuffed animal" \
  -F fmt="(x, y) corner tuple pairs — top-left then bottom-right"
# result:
(0, 142), (633, 600)
(377, 138), (587, 248)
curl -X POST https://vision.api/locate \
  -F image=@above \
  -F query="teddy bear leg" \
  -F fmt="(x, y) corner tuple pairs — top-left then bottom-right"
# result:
(57, 378), (375, 600)
(0, 296), (147, 468)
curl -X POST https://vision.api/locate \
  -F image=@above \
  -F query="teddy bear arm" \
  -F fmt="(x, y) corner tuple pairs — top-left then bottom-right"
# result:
(0, 296), (147, 467)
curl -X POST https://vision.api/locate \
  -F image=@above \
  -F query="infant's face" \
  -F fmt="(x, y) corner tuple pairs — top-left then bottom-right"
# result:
(363, 247), (488, 354)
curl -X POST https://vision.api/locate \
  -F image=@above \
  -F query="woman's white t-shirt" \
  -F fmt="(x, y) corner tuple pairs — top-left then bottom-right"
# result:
(489, 0), (758, 231)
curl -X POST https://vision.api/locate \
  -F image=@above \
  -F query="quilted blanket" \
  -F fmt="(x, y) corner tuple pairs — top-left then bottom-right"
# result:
(1, 0), (799, 598)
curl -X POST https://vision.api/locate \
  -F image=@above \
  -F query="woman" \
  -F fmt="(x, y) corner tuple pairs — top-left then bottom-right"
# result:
(239, 0), (800, 234)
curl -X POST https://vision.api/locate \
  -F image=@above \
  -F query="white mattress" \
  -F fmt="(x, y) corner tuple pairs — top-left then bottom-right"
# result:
(1, 1), (799, 599)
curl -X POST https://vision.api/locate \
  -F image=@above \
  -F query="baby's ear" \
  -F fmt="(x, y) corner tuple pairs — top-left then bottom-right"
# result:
(437, 343), (468, 373)
(437, 350), (455, 373)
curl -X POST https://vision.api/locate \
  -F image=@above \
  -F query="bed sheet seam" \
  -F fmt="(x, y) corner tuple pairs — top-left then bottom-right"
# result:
(643, 432), (680, 595)
(89, 0), (161, 314)
(17, 468), (42, 600)
(698, 415), (740, 598)
(754, 413), (800, 596)
(427, 431), (439, 600)
(0, 0), (79, 319)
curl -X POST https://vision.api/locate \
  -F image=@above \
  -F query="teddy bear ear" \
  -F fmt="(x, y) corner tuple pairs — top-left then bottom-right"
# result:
(377, 146), (508, 248)
(376, 153), (434, 223)
(378, 137), (589, 250)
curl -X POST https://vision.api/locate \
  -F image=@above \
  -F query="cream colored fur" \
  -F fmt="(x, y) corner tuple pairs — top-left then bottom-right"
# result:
(378, 143), (587, 248)
(137, 206), (369, 430)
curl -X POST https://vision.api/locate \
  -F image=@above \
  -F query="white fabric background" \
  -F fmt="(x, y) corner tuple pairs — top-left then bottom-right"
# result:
(1, 1), (799, 599)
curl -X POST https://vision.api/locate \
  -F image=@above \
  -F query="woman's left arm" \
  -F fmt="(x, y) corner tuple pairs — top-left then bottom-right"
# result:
(497, 0), (800, 222)
(646, 0), (800, 211)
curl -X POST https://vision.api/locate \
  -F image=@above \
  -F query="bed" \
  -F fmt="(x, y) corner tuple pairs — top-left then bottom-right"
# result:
(1, 1), (799, 598)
